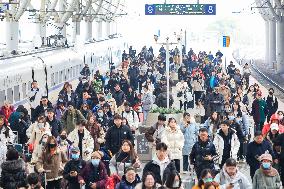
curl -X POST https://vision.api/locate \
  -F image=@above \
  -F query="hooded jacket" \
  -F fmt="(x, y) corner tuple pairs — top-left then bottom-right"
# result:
(142, 154), (176, 185)
(214, 166), (252, 189)
(213, 128), (240, 164)
(262, 114), (284, 136)
(252, 167), (282, 189)
(0, 159), (27, 189)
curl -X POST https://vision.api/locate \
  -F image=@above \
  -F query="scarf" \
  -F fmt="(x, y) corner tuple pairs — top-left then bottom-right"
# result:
(260, 166), (278, 177)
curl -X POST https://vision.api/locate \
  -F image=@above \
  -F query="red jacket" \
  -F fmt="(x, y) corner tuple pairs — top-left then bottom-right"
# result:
(262, 123), (284, 136)
(0, 106), (14, 125)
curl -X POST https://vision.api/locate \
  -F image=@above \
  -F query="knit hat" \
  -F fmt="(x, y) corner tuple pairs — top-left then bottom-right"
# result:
(259, 153), (273, 162)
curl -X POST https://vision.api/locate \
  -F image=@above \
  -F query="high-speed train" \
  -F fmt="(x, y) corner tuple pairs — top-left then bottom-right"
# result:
(0, 37), (125, 107)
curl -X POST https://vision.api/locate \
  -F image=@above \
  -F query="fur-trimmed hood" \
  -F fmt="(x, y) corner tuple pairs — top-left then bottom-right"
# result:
(1, 159), (25, 172)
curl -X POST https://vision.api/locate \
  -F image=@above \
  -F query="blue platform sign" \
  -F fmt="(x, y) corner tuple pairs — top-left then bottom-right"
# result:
(0, 3), (9, 13)
(145, 4), (216, 15)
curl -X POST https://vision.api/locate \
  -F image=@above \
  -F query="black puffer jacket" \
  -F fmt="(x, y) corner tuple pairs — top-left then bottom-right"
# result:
(0, 159), (27, 189)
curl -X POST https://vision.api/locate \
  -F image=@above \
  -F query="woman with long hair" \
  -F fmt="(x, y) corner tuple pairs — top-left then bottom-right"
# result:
(80, 103), (93, 120)
(110, 140), (140, 177)
(135, 172), (161, 189)
(36, 136), (68, 189)
(87, 115), (105, 151)
(203, 111), (221, 139)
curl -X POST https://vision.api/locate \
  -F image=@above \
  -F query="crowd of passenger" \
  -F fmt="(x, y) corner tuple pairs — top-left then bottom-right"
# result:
(0, 44), (283, 189)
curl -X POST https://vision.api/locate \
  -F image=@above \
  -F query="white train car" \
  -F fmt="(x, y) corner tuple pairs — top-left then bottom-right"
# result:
(0, 38), (124, 107)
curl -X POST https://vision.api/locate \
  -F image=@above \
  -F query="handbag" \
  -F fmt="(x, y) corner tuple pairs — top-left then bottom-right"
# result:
(177, 91), (183, 98)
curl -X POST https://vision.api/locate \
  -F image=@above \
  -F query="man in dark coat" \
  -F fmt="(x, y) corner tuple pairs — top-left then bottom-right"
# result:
(63, 147), (86, 189)
(105, 114), (134, 154)
(34, 96), (53, 120)
(80, 64), (91, 77)
(128, 64), (139, 90)
(209, 87), (224, 113)
(112, 84), (126, 107)
(46, 108), (62, 138)
(143, 142), (176, 185)
(246, 131), (275, 179)
(266, 88), (278, 122)
(190, 128), (218, 179)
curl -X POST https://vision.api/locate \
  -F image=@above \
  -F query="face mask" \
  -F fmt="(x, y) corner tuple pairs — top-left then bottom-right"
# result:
(262, 162), (271, 170)
(60, 135), (67, 140)
(279, 115), (283, 120)
(49, 143), (56, 149)
(38, 123), (44, 128)
(41, 139), (47, 145)
(225, 108), (231, 112)
(71, 153), (80, 160)
(91, 159), (100, 166)
(269, 92), (273, 95)
(98, 113), (104, 117)
(203, 177), (213, 183)
(228, 115), (235, 121)
(125, 109), (130, 113)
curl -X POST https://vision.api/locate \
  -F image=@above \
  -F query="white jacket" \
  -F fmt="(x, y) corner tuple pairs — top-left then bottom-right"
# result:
(27, 88), (44, 109)
(121, 110), (140, 129)
(26, 122), (51, 147)
(161, 126), (184, 160)
(214, 167), (252, 189)
(213, 128), (240, 164)
(67, 128), (94, 161)
(176, 82), (188, 102)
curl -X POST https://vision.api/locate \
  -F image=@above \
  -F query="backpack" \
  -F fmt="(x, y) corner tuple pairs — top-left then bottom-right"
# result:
(105, 174), (121, 189)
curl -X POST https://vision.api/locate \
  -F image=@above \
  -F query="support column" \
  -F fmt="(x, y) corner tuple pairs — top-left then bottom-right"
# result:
(269, 21), (276, 68)
(276, 19), (284, 73)
(85, 21), (92, 42)
(106, 21), (110, 38)
(6, 21), (19, 53)
(72, 21), (80, 43)
(265, 21), (269, 64)
(97, 21), (102, 40)
(36, 22), (46, 46)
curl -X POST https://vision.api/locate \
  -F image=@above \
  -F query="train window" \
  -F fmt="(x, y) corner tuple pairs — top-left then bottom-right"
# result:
(14, 85), (20, 102)
(55, 72), (59, 85)
(0, 90), (5, 106)
(69, 67), (73, 79)
(73, 67), (76, 77)
(51, 73), (55, 86)
(7, 88), (13, 103)
(22, 83), (27, 98)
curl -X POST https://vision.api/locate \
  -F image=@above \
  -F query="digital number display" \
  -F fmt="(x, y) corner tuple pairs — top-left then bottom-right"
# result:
(145, 4), (216, 15)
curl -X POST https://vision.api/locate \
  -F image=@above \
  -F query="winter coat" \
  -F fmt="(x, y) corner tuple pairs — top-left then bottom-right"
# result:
(67, 128), (94, 161)
(190, 139), (218, 177)
(156, 92), (174, 108)
(47, 117), (62, 138)
(161, 126), (184, 160)
(36, 149), (68, 181)
(27, 88), (44, 109)
(0, 106), (14, 125)
(110, 151), (139, 177)
(55, 107), (66, 120)
(88, 124), (105, 150)
(145, 123), (166, 148)
(61, 109), (86, 134)
(34, 101), (53, 119)
(92, 79), (103, 93)
(266, 95), (278, 116)
(80, 66), (91, 77)
(8, 112), (28, 144)
(246, 140), (275, 177)
(191, 78), (204, 92)
(143, 155), (176, 185)
(252, 168), (282, 189)
(0, 125), (15, 171)
(176, 82), (188, 102)
(180, 123), (198, 155)
(141, 92), (154, 111)
(218, 86), (231, 102)
(113, 90), (126, 107)
(209, 92), (224, 113)
(58, 91), (77, 106)
(121, 110), (140, 129)
(105, 124), (134, 155)
(215, 167), (252, 189)
(251, 99), (267, 123)
(78, 161), (108, 189)
(0, 159), (27, 189)
(63, 159), (86, 189)
(213, 128), (240, 164)
(116, 174), (141, 189)
(26, 122), (50, 149)
(203, 118), (221, 138)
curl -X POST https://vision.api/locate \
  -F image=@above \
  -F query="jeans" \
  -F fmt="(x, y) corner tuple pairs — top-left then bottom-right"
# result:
(174, 159), (181, 173)
(183, 155), (190, 171)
